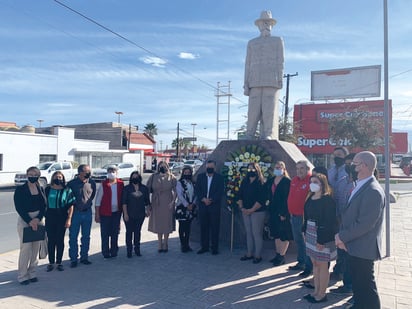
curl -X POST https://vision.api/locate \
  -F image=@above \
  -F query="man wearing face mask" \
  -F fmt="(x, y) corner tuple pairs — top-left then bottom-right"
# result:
(328, 147), (349, 191)
(330, 153), (356, 295)
(335, 151), (385, 309)
(195, 160), (224, 255)
(95, 166), (124, 259)
(67, 164), (97, 268)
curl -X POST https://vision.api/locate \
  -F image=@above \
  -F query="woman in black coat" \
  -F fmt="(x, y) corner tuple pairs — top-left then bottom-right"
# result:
(266, 161), (293, 266)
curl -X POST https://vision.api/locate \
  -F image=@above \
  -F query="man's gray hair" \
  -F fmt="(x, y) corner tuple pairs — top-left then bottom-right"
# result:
(296, 160), (310, 170)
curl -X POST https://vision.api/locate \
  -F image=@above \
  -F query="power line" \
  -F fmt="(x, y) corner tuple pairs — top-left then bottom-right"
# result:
(52, 0), (246, 105)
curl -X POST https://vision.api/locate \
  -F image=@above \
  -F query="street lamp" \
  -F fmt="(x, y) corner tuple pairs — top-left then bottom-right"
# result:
(191, 123), (197, 157)
(37, 120), (44, 128)
(115, 111), (123, 124)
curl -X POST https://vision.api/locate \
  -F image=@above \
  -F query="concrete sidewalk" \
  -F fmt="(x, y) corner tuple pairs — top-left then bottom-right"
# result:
(1, 194), (412, 308)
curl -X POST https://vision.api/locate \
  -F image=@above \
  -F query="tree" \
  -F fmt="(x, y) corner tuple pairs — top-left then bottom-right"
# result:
(144, 123), (158, 138)
(328, 107), (384, 149)
(171, 138), (191, 159)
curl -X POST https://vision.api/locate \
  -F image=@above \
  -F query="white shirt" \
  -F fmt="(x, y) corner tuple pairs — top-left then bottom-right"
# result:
(207, 175), (213, 198)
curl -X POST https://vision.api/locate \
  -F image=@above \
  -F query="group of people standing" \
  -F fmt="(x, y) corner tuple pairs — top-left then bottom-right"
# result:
(14, 152), (385, 309)
(236, 149), (384, 309)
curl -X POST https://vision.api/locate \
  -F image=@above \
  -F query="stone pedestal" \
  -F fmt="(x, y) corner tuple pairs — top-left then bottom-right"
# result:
(190, 140), (311, 250)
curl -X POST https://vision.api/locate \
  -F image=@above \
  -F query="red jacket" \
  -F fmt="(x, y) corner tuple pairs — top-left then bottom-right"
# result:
(98, 179), (124, 216)
(287, 174), (311, 216)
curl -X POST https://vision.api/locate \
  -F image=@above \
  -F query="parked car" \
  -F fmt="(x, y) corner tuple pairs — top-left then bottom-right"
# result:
(168, 161), (185, 176)
(399, 156), (412, 169)
(92, 162), (135, 181)
(15, 161), (76, 187)
(183, 159), (203, 172)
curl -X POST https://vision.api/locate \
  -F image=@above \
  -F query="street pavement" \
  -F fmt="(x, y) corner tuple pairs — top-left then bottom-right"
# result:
(1, 189), (412, 308)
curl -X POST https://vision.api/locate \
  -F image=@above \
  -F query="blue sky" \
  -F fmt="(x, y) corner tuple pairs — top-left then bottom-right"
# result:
(0, 0), (411, 150)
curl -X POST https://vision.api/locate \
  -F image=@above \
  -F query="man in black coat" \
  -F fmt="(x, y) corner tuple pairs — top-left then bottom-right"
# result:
(195, 160), (224, 255)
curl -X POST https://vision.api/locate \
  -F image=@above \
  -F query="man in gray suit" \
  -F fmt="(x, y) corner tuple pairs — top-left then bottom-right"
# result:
(335, 151), (385, 309)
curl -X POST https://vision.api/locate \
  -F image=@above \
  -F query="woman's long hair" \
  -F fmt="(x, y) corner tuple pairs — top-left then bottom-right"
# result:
(247, 162), (265, 185)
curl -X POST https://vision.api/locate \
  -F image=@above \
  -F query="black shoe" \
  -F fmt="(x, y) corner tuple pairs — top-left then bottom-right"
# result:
(211, 250), (219, 255)
(197, 248), (208, 254)
(272, 255), (285, 266)
(135, 249), (141, 256)
(253, 257), (262, 264)
(307, 295), (328, 303)
(70, 261), (78, 268)
(299, 270), (312, 278)
(57, 264), (64, 271)
(29, 277), (38, 283)
(80, 259), (92, 265)
(20, 280), (30, 285)
(289, 263), (305, 271)
(240, 255), (254, 261)
(103, 255), (111, 259)
(303, 293), (314, 300)
(46, 264), (54, 272)
(187, 247), (193, 252)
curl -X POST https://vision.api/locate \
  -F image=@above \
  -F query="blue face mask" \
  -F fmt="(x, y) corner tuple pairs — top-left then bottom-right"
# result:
(273, 169), (283, 177)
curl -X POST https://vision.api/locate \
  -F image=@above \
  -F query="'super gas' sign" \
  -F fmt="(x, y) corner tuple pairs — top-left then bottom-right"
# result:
(297, 136), (352, 149)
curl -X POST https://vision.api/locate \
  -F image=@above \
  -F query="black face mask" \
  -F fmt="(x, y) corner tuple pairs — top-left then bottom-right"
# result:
(131, 178), (140, 184)
(345, 164), (358, 181)
(159, 167), (166, 173)
(84, 172), (91, 179)
(53, 179), (64, 186)
(247, 172), (257, 178)
(334, 157), (345, 167)
(183, 174), (192, 180)
(206, 167), (214, 174)
(28, 176), (39, 183)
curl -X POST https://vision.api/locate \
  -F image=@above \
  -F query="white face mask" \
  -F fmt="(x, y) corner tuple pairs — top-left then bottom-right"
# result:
(309, 183), (321, 193)
(273, 169), (283, 177)
(107, 172), (116, 180)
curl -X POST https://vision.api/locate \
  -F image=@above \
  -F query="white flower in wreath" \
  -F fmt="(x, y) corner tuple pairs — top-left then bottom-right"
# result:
(227, 191), (232, 196)
(239, 154), (244, 160)
(256, 155), (261, 161)
(228, 170), (233, 176)
(250, 153), (256, 159)
(261, 166), (268, 172)
(244, 152), (250, 159)
(235, 157), (239, 162)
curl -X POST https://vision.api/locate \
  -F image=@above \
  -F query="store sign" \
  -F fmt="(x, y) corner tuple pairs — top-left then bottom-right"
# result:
(297, 136), (352, 149)
(317, 109), (384, 122)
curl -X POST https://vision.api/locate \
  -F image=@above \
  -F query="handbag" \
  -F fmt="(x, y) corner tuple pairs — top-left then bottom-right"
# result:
(39, 234), (48, 259)
(23, 225), (46, 243)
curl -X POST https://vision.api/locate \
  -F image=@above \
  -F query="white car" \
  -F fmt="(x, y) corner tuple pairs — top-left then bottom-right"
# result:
(92, 162), (135, 181)
(183, 159), (203, 172)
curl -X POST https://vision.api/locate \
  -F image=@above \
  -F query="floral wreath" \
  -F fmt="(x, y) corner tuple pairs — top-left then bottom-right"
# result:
(221, 144), (272, 212)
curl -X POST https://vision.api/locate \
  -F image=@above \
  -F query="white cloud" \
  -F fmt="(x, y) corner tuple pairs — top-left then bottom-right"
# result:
(139, 56), (167, 67)
(178, 52), (199, 60)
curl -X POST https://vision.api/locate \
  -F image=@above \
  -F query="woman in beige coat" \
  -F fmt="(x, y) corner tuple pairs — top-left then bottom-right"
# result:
(147, 161), (177, 252)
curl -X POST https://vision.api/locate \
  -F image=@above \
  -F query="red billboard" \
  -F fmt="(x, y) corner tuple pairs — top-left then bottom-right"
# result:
(293, 100), (406, 154)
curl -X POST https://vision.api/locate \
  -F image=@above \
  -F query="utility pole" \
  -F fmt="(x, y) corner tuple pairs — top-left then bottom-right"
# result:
(176, 122), (180, 161)
(191, 123), (197, 158)
(283, 73), (298, 122)
(128, 124), (131, 150)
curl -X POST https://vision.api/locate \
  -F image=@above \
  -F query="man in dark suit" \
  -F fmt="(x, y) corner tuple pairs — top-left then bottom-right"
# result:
(335, 151), (385, 309)
(195, 160), (224, 255)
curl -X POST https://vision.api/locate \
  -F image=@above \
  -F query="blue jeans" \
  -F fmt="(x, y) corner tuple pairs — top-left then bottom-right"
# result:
(290, 215), (309, 269)
(69, 209), (92, 262)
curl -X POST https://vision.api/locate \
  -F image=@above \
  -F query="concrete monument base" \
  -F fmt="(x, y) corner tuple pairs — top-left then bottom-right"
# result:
(191, 140), (312, 250)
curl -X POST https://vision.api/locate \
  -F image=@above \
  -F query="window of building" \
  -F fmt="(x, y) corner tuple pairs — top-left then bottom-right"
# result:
(39, 154), (57, 163)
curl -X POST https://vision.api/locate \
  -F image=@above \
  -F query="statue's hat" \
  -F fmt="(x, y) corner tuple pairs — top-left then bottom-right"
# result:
(255, 10), (277, 26)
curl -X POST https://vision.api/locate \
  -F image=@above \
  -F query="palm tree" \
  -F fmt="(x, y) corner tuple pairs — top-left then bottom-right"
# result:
(144, 123), (158, 138)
